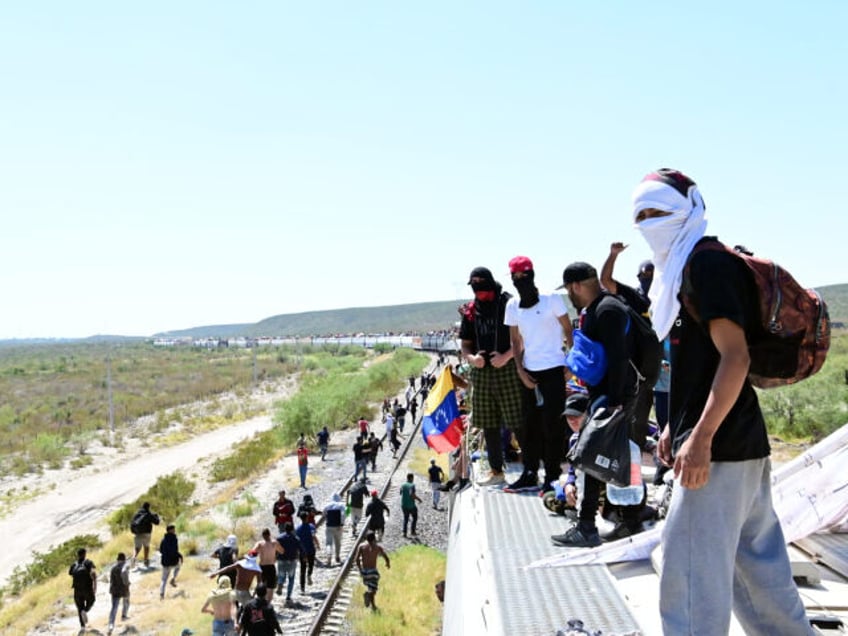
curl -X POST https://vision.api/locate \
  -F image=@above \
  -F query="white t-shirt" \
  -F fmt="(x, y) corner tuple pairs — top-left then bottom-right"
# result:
(504, 292), (569, 371)
(385, 414), (394, 435)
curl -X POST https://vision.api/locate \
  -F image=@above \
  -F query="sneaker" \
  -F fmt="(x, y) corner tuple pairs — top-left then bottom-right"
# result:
(600, 521), (643, 542)
(276, 584), (283, 596)
(170, 578), (178, 587)
(80, 610), (88, 626)
(307, 575), (313, 585)
(504, 471), (539, 493)
(108, 625), (113, 635)
(551, 525), (601, 548)
(477, 470), (505, 486)
(144, 559), (150, 568)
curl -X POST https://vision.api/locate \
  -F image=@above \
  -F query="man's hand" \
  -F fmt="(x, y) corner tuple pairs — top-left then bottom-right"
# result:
(517, 368), (537, 390)
(468, 352), (487, 369)
(657, 427), (672, 467)
(610, 242), (628, 255)
(489, 351), (510, 369)
(673, 431), (712, 490)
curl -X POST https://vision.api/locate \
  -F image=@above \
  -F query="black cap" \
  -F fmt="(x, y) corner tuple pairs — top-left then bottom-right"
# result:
(556, 262), (597, 289)
(467, 266), (494, 285)
(563, 393), (589, 417)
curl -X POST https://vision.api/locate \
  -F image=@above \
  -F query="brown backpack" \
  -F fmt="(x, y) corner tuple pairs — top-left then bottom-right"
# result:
(682, 240), (830, 389)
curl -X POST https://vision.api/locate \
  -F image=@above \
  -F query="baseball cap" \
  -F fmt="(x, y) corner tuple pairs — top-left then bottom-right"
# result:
(508, 255), (534, 274)
(467, 266), (494, 285)
(556, 262), (597, 289)
(371, 490), (378, 497)
(563, 393), (589, 417)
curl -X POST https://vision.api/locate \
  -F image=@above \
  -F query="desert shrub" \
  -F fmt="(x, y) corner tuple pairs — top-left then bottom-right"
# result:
(108, 472), (196, 535)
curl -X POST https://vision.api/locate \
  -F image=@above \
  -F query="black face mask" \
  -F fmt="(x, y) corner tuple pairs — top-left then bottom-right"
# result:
(470, 280), (496, 293)
(512, 273), (539, 308)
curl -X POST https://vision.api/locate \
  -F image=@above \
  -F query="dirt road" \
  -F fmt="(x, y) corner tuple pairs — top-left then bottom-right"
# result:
(0, 413), (276, 588)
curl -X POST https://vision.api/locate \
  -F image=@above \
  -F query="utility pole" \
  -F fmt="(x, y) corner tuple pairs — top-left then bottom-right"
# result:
(106, 356), (115, 441)
(252, 347), (258, 386)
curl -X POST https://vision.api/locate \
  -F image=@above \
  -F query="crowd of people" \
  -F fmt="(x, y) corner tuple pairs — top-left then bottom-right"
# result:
(70, 378), (449, 634)
(455, 168), (813, 635)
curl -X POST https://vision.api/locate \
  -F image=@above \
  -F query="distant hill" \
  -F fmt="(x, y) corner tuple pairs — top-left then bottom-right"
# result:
(155, 300), (464, 338)
(159, 283), (848, 340)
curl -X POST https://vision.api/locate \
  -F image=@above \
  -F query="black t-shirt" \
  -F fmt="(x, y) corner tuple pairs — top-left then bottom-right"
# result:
(458, 291), (512, 355)
(349, 482), (368, 508)
(580, 292), (636, 406)
(365, 499), (388, 525)
(239, 598), (282, 635)
(428, 464), (443, 483)
(613, 280), (651, 317)
(670, 242), (769, 461)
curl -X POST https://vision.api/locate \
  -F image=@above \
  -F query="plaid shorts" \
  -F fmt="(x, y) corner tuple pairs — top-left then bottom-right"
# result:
(469, 358), (524, 430)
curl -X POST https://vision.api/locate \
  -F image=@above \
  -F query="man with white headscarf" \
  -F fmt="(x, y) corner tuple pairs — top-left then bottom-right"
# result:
(633, 169), (812, 635)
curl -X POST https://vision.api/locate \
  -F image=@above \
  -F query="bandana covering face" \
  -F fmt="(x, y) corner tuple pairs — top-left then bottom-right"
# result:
(632, 170), (707, 339)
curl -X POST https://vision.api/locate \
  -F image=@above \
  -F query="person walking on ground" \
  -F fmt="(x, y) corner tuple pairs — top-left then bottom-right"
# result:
(399, 473), (422, 537)
(504, 256), (573, 493)
(297, 493), (322, 526)
(212, 534), (239, 589)
(365, 490), (390, 541)
(296, 512), (320, 594)
(251, 528), (284, 601)
(159, 524), (183, 599)
(368, 432), (382, 471)
(323, 493), (346, 564)
(272, 489), (295, 535)
(428, 459), (445, 509)
(358, 416), (369, 436)
(69, 547), (96, 630)
(395, 403), (407, 433)
(459, 266), (524, 486)
(347, 478), (369, 536)
(275, 522), (300, 604)
(352, 435), (368, 482)
(237, 584), (283, 636)
(107, 552), (131, 634)
(632, 168), (813, 635)
(130, 501), (160, 567)
(296, 440), (309, 489)
(201, 576), (236, 636)
(409, 398), (418, 423)
(355, 531), (391, 612)
(389, 425), (402, 458)
(317, 426), (330, 461)
(209, 554), (262, 609)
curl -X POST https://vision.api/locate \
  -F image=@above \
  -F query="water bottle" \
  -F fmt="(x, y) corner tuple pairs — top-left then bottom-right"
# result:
(607, 441), (644, 505)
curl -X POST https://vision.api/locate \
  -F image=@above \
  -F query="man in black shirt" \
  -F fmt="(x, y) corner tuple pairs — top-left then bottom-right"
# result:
(458, 266), (524, 486)
(238, 584), (282, 635)
(633, 168), (810, 635)
(551, 262), (645, 547)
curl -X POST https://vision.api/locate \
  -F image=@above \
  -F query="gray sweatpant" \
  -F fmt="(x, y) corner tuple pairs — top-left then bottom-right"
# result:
(659, 458), (813, 635)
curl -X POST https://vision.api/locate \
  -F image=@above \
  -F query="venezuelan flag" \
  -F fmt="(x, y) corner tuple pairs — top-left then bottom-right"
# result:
(421, 367), (464, 453)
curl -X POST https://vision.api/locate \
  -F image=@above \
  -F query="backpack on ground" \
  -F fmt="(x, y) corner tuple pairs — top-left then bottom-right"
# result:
(683, 240), (830, 389)
(130, 509), (146, 535)
(625, 306), (662, 388)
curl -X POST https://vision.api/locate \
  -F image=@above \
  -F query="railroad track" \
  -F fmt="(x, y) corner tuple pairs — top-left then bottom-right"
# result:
(281, 370), (435, 636)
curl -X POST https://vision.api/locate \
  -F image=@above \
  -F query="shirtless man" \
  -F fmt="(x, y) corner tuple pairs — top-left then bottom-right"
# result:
(355, 531), (391, 611)
(201, 576), (236, 636)
(251, 528), (284, 601)
(209, 555), (262, 609)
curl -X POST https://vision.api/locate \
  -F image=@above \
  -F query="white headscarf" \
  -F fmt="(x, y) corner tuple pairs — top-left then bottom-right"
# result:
(225, 534), (237, 549)
(632, 172), (707, 339)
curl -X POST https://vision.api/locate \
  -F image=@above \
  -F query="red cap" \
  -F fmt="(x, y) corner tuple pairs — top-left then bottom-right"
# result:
(247, 550), (257, 557)
(371, 490), (378, 497)
(508, 255), (534, 273)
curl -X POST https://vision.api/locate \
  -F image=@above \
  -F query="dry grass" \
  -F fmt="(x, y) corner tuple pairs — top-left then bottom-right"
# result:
(348, 544), (446, 636)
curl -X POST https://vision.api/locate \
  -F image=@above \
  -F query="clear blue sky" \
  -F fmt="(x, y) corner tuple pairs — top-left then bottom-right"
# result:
(2, 2), (846, 338)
